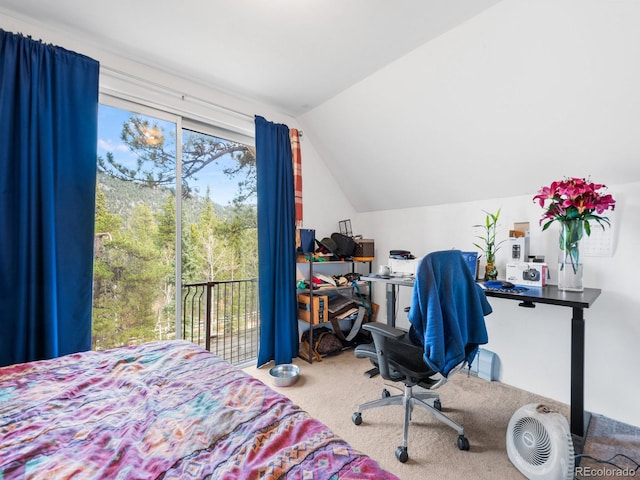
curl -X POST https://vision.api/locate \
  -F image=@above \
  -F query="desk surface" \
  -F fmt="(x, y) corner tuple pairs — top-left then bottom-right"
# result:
(361, 274), (414, 287)
(363, 275), (601, 310)
(481, 284), (601, 309)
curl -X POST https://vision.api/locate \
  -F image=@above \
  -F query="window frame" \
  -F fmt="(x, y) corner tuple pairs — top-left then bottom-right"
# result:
(97, 87), (255, 342)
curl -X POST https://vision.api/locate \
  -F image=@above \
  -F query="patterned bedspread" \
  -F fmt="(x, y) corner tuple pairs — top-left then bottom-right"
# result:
(0, 340), (397, 480)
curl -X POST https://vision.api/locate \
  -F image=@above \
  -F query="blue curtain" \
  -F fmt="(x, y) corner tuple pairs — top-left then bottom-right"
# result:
(0, 30), (100, 367)
(255, 116), (299, 366)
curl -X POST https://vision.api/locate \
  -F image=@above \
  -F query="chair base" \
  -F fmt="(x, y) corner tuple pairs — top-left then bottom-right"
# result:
(353, 383), (468, 461)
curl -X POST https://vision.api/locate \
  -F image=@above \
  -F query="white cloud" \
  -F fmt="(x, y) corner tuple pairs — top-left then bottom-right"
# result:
(98, 139), (129, 152)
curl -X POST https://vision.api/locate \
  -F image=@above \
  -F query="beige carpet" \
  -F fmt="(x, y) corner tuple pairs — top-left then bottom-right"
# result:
(244, 352), (569, 480)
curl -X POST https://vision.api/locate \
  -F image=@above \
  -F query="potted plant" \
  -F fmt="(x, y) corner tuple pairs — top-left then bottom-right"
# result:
(473, 209), (505, 280)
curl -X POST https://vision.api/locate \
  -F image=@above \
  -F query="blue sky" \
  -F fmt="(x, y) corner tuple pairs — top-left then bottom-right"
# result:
(97, 104), (245, 206)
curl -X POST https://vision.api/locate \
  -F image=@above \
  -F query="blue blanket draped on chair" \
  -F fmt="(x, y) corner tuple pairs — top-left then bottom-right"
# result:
(408, 250), (492, 376)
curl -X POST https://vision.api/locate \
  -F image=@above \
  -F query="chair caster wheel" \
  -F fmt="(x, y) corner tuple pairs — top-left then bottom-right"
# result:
(433, 399), (442, 411)
(382, 389), (390, 398)
(352, 412), (362, 426)
(457, 435), (470, 451)
(395, 446), (408, 463)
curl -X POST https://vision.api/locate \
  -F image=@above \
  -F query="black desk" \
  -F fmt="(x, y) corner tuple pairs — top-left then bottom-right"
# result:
(364, 275), (601, 447)
(360, 275), (414, 378)
(362, 275), (414, 327)
(360, 275), (414, 327)
(483, 284), (601, 449)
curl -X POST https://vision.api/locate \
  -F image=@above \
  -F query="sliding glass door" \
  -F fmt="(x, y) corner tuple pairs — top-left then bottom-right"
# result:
(179, 126), (258, 363)
(93, 102), (178, 350)
(93, 100), (257, 358)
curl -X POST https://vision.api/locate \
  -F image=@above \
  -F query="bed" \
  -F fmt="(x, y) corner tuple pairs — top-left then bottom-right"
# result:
(0, 340), (397, 479)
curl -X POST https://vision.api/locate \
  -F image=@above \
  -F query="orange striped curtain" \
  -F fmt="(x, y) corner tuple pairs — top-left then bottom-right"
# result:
(290, 129), (303, 227)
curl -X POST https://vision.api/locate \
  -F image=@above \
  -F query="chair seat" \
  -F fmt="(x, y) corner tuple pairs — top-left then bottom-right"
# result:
(355, 335), (438, 386)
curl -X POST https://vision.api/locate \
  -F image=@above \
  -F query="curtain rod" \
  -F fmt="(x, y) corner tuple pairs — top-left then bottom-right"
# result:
(100, 65), (303, 137)
(100, 65), (254, 121)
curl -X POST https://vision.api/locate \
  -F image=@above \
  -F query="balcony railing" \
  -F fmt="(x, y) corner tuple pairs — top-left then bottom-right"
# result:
(182, 278), (259, 366)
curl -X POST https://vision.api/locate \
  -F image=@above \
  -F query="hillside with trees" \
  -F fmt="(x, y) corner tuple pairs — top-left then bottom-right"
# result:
(92, 113), (257, 350)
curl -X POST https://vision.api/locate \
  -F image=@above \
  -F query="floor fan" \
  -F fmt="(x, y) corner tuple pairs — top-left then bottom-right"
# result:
(506, 404), (575, 480)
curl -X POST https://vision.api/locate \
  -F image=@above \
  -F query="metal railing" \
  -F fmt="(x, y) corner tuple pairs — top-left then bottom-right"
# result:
(182, 278), (259, 366)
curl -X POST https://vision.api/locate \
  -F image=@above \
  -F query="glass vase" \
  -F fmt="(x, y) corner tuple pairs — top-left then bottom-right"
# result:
(484, 261), (498, 281)
(558, 219), (584, 292)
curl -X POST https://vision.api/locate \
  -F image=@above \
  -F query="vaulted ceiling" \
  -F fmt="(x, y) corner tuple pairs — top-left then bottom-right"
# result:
(2, 0), (639, 212)
(0, 0), (500, 115)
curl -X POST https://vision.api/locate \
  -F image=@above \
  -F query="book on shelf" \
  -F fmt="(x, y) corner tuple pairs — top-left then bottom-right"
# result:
(335, 307), (359, 320)
(327, 293), (358, 315)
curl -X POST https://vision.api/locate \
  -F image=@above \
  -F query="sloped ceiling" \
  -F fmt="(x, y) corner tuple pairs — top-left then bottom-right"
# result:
(300, 0), (640, 211)
(0, 0), (501, 115)
(2, 0), (639, 212)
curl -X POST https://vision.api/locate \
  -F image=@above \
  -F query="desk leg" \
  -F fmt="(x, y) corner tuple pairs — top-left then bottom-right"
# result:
(366, 283), (397, 379)
(386, 283), (396, 327)
(387, 283), (396, 327)
(571, 307), (591, 452)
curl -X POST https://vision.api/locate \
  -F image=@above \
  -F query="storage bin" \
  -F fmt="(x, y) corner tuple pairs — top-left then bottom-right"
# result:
(297, 294), (328, 324)
(469, 348), (499, 381)
(296, 228), (315, 253)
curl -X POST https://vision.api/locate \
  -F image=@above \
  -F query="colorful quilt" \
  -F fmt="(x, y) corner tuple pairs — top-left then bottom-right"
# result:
(0, 340), (397, 479)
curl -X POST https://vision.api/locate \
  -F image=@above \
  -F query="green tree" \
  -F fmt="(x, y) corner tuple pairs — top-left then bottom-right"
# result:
(189, 196), (225, 281)
(215, 204), (258, 280)
(92, 186), (123, 349)
(156, 194), (176, 248)
(93, 203), (169, 349)
(155, 195), (177, 339)
(95, 186), (122, 234)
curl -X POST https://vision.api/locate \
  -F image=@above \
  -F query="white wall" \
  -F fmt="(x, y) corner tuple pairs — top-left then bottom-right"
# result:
(298, 138), (357, 237)
(354, 181), (640, 428)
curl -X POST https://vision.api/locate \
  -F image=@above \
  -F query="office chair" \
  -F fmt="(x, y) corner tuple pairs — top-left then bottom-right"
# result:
(352, 250), (492, 462)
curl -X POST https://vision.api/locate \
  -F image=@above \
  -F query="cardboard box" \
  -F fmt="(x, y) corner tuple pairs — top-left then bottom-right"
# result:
(297, 294), (328, 324)
(509, 222), (530, 262)
(506, 262), (548, 287)
(509, 236), (530, 262)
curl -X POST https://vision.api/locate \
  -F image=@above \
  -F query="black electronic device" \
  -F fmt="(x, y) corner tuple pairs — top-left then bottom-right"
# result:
(389, 250), (415, 260)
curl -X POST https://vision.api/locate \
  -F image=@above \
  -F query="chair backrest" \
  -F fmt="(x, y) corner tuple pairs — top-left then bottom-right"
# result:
(407, 250), (492, 377)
